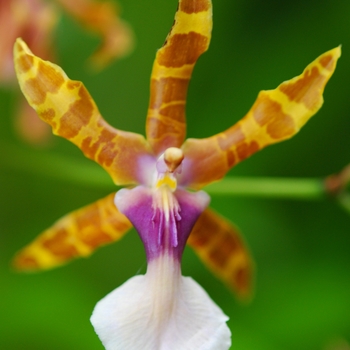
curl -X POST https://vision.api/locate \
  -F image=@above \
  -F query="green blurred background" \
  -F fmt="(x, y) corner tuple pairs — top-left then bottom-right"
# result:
(1, 0), (350, 349)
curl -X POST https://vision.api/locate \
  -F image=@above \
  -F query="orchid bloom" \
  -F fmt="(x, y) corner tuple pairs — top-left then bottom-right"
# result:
(0, 0), (132, 145)
(13, 0), (340, 348)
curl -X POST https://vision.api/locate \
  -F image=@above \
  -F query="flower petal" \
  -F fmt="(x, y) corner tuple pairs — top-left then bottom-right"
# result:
(187, 208), (254, 300)
(13, 193), (132, 271)
(115, 186), (209, 261)
(145, 0), (212, 155)
(180, 47), (341, 189)
(91, 254), (231, 350)
(55, 0), (134, 69)
(14, 38), (155, 185)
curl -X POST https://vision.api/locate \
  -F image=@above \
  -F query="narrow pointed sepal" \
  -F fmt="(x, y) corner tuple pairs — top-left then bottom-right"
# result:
(14, 38), (155, 185)
(12, 193), (132, 271)
(180, 47), (341, 189)
(145, 0), (213, 155)
(91, 254), (231, 350)
(187, 208), (254, 301)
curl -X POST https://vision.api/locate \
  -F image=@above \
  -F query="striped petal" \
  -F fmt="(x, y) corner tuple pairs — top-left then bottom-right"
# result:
(14, 38), (155, 185)
(13, 193), (132, 271)
(55, 0), (134, 69)
(179, 47), (341, 189)
(91, 253), (231, 350)
(145, 0), (212, 155)
(187, 208), (254, 300)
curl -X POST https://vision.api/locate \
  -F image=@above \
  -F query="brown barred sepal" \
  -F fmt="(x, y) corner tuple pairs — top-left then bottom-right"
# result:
(13, 193), (132, 271)
(14, 38), (154, 185)
(187, 208), (254, 301)
(181, 47), (341, 189)
(146, 0), (212, 155)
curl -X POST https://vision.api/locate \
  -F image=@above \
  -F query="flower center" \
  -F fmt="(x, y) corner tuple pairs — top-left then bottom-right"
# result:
(152, 147), (184, 249)
(154, 147), (184, 191)
(114, 146), (209, 260)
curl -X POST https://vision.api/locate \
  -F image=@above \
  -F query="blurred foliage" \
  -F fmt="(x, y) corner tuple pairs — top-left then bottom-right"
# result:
(1, 0), (350, 349)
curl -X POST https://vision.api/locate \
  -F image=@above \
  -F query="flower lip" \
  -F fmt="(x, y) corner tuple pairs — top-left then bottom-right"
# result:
(91, 253), (231, 350)
(115, 187), (210, 261)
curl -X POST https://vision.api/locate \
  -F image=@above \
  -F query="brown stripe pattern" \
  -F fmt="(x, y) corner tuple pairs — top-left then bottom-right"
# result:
(187, 208), (254, 300)
(13, 193), (132, 271)
(146, 0), (212, 155)
(180, 47), (341, 189)
(14, 38), (154, 186)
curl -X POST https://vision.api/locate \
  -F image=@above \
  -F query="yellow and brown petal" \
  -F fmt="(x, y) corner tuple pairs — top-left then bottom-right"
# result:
(179, 47), (341, 189)
(145, 0), (212, 155)
(1, 0), (133, 146)
(187, 208), (254, 301)
(14, 38), (155, 186)
(13, 193), (132, 271)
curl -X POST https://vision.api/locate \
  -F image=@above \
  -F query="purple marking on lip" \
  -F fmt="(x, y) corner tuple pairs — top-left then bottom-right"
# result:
(115, 186), (210, 261)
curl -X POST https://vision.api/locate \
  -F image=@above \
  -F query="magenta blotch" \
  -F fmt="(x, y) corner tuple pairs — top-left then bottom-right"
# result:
(115, 186), (209, 261)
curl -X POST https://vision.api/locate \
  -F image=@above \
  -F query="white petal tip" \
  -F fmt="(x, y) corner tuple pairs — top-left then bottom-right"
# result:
(91, 271), (231, 350)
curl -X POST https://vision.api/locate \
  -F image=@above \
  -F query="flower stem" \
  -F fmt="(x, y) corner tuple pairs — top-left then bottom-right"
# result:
(204, 176), (326, 200)
(0, 141), (114, 189)
(1, 141), (327, 200)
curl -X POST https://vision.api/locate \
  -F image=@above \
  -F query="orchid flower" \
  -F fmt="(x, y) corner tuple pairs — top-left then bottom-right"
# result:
(0, 0), (132, 145)
(13, 0), (340, 348)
